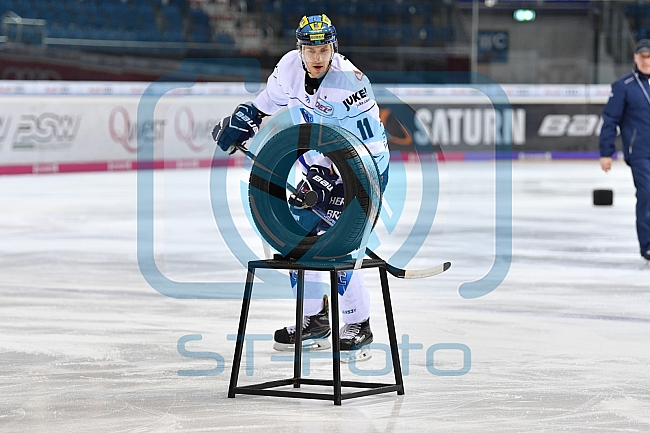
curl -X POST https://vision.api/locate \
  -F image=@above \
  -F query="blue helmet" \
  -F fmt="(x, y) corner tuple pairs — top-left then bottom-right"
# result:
(296, 14), (338, 52)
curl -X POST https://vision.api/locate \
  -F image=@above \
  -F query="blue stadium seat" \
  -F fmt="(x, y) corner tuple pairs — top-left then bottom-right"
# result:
(171, 0), (189, 11)
(8, 0), (25, 14)
(189, 29), (211, 43)
(189, 8), (210, 28)
(22, 25), (43, 44)
(50, 1), (68, 13)
(98, 3), (117, 17)
(86, 28), (104, 41)
(103, 29), (121, 40)
(49, 23), (72, 38)
(91, 12), (105, 28)
(107, 10), (125, 29)
(19, 4), (37, 18)
(334, 3), (357, 16)
(31, 0), (47, 12)
(85, 2), (99, 16)
(136, 5), (157, 28)
(72, 11), (89, 27)
(161, 5), (183, 30)
(262, 1), (280, 14)
(61, 11), (75, 27)
(67, 27), (84, 40)
(335, 24), (353, 45)
(382, 2), (402, 18)
(163, 29), (185, 42)
(134, 3), (148, 14)
(283, 2), (309, 16)
(34, 7), (52, 20)
(214, 33), (235, 46)
(139, 28), (164, 42)
(365, 3), (384, 20)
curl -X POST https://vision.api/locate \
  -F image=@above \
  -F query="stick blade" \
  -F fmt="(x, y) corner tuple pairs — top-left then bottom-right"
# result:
(402, 261), (451, 279)
(365, 249), (451, 279)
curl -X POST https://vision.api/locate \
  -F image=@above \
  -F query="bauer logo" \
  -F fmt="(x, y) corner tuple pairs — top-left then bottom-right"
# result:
(314, 98), (333, 117)
(537, 114), (602, 137)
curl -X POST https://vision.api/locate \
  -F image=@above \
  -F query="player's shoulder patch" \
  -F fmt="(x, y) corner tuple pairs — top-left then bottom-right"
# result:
(353, 69), (365, 82)
(331, 54), (370, 85)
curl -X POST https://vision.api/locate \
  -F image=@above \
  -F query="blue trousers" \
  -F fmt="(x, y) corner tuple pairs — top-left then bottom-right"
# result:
(630, 157), (650, 255)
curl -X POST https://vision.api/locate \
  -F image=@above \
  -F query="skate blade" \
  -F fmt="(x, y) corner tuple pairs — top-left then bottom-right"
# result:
(273, 338), (331, 352)
(339, 347), (372, 363)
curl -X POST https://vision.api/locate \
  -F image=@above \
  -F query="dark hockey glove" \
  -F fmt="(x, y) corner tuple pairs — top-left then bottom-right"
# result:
(212, 102), (263, 154)
(289, 165), (339, 209)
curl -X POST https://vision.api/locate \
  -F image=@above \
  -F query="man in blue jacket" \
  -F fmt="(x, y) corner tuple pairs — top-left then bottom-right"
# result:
(600, 39), (650, 262)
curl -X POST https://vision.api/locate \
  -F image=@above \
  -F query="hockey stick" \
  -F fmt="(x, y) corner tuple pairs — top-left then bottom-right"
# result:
(233, 143), (451, 279)
(365, 249), (451, 279)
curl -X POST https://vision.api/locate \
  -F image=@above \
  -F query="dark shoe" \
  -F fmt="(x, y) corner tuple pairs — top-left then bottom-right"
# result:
(339, 318), (373, 350)
(339, 318), (373, 363)
(643, 250), (650, 261)
(273, 295), (331, 351)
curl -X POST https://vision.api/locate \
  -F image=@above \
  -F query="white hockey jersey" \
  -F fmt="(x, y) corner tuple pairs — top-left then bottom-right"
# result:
(254, 50), (389, 175)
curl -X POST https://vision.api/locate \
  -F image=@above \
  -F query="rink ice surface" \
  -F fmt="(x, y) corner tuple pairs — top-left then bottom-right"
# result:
(1, 159), (649, 432)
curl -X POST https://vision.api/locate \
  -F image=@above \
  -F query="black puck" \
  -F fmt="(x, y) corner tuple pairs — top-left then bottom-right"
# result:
(593, 189), (613, 206)
(303, 190), (318, 207)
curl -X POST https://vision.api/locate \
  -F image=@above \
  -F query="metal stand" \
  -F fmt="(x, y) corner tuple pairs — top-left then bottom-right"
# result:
(228, 256), (405, 405)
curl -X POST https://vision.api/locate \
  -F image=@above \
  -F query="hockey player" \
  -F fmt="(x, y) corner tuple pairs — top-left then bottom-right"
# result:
(212, 14), (389, 362)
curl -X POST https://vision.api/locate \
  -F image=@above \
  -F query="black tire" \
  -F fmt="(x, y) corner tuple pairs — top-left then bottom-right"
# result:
(248, 123), (382, 262)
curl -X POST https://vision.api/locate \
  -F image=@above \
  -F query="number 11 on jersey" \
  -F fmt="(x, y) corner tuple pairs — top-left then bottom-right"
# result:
(356, 117), (374, 141)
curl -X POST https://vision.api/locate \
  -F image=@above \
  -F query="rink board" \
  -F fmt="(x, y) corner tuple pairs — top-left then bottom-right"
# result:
(0, 81), (614, 175)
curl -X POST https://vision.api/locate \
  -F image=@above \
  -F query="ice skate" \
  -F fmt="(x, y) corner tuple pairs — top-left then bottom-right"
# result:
(273, 295), (331, 351)
(338, 318), (373, 363)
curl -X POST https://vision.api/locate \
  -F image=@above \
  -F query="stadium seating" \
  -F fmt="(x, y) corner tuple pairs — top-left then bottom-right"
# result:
(0, 0), (455, 55)
(623, 3), (650, 40)
(0, 0), (213, 47)
(265, 0), (455, 48)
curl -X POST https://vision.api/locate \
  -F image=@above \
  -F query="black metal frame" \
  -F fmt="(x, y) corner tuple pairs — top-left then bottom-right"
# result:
(228, 256), (405, 405)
